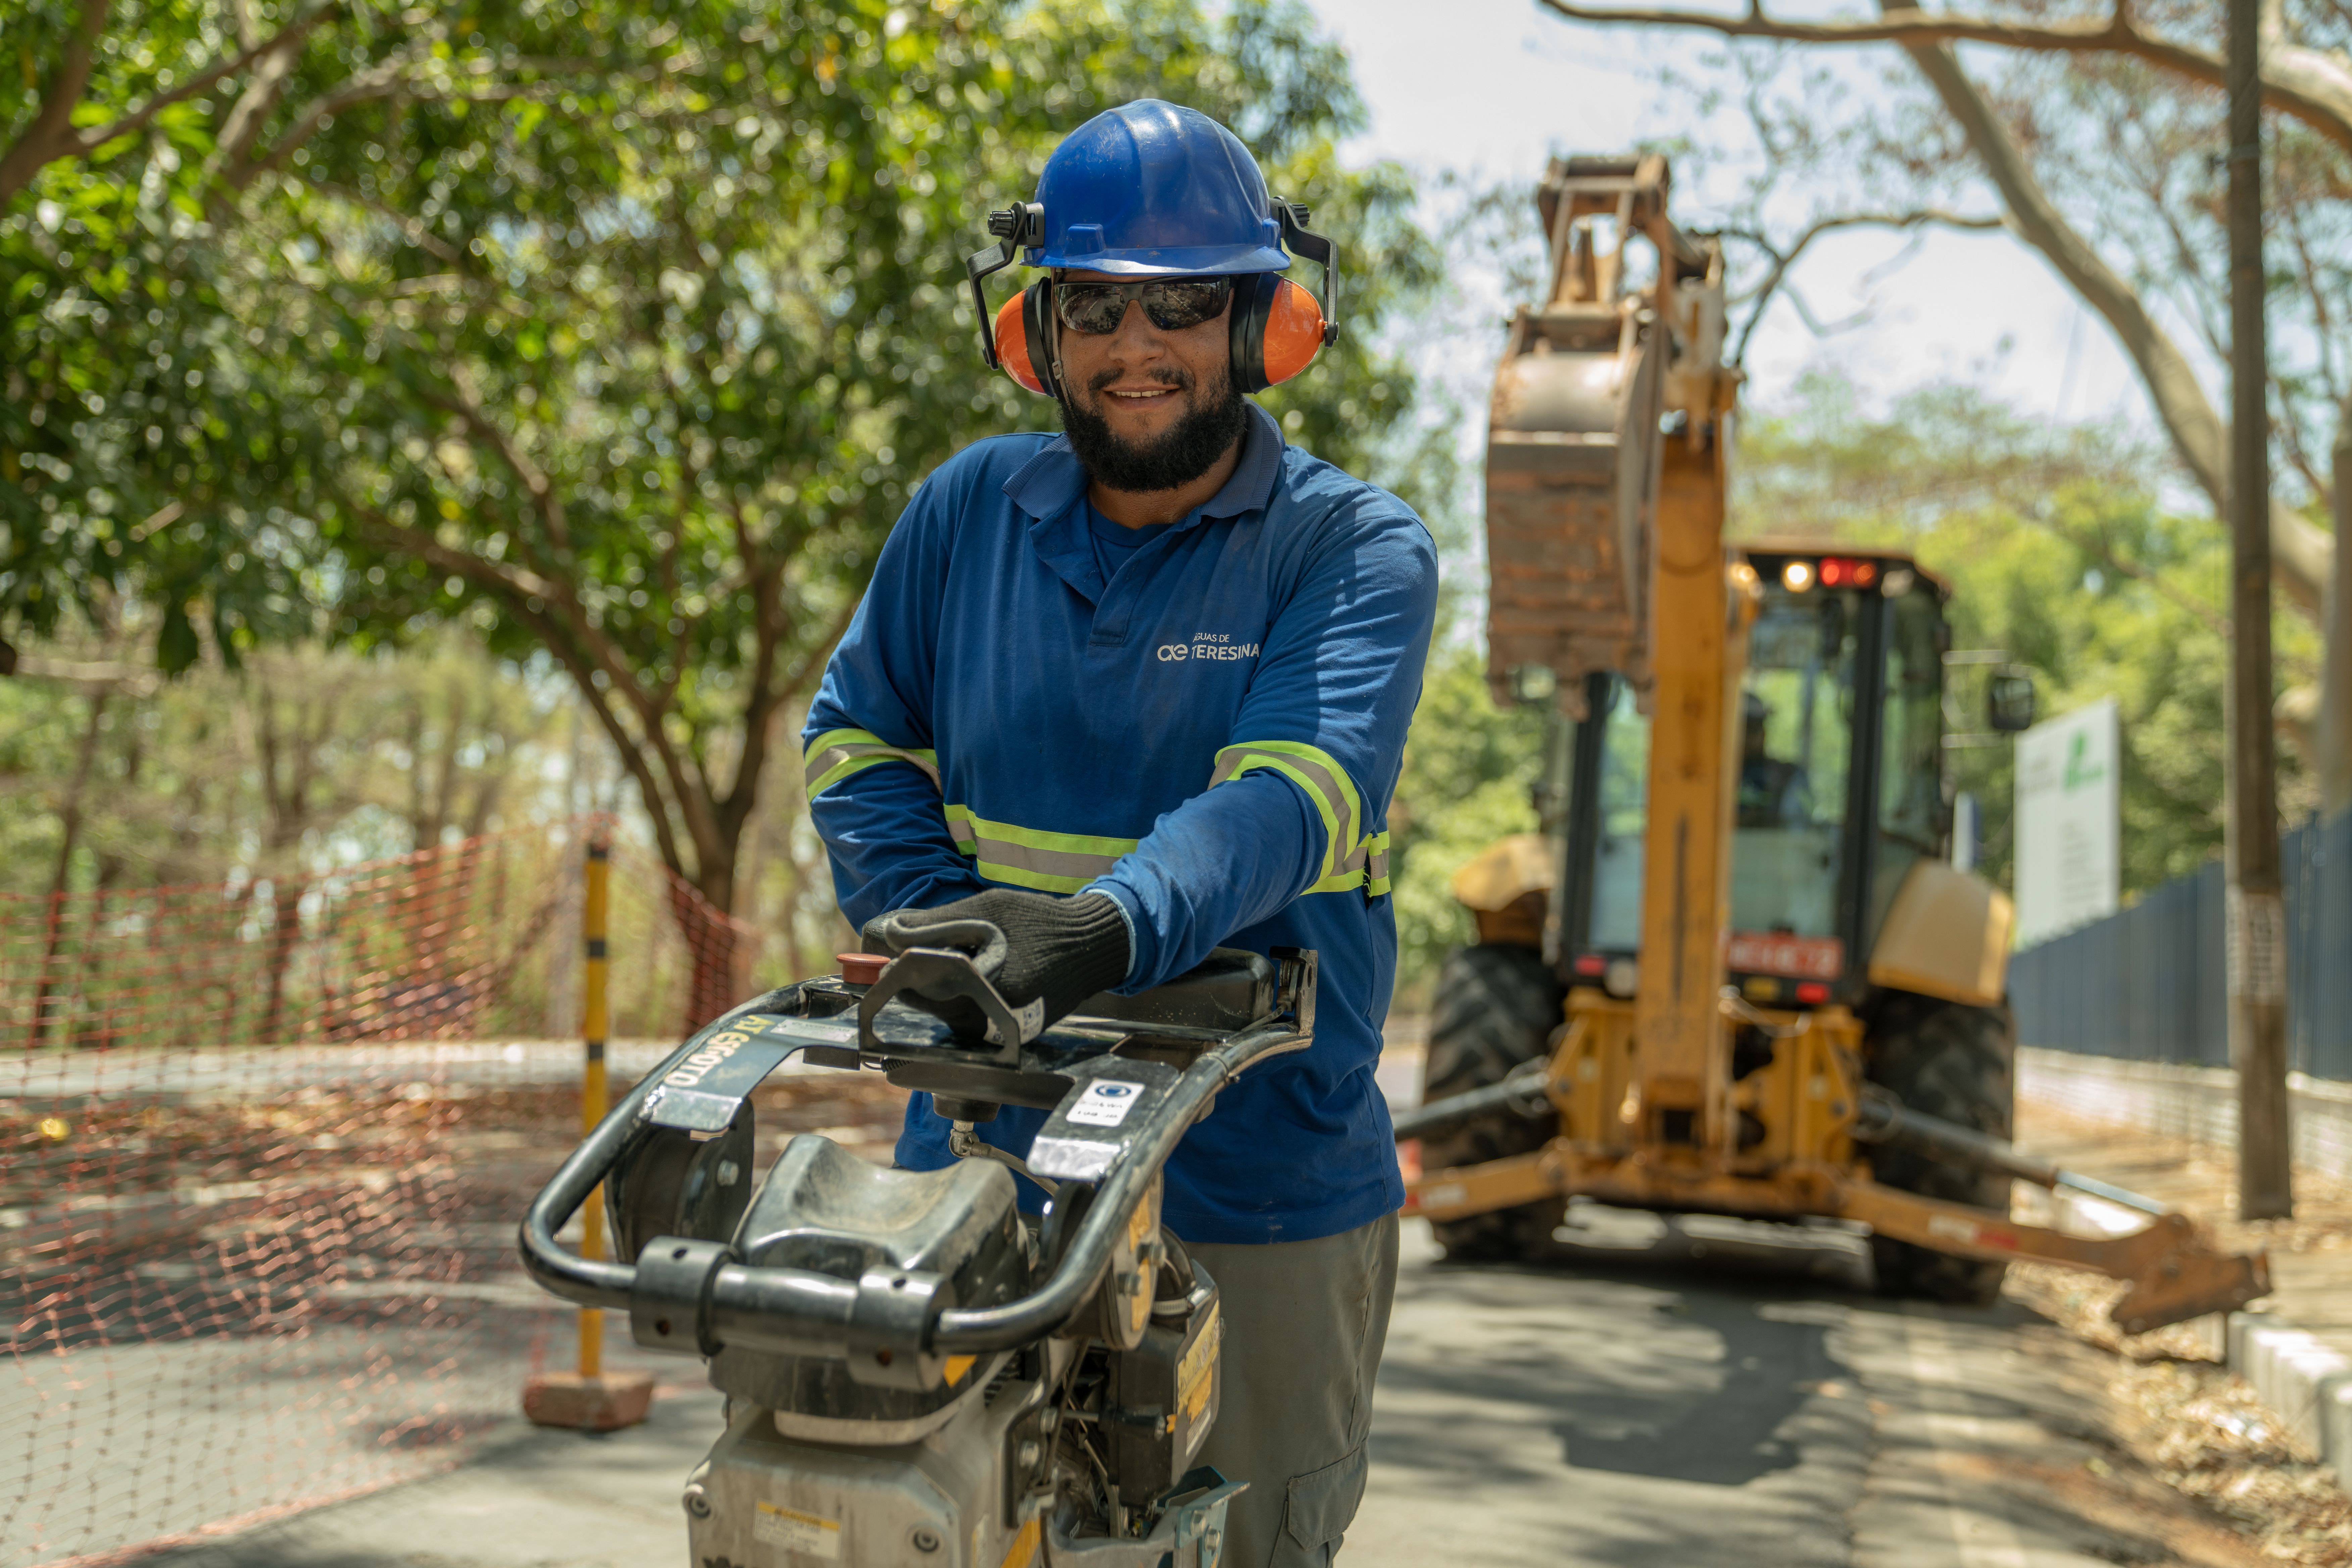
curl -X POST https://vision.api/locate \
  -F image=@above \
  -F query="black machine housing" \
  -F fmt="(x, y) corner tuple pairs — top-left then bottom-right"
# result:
(523, 942), (1314, 1551)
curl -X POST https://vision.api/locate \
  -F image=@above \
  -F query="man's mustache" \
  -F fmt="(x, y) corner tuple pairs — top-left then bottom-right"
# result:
(1085, 366), (1194, 396)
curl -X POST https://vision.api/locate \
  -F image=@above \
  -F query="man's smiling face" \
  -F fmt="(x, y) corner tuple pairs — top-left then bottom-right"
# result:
(1052, 268), (1251, 496)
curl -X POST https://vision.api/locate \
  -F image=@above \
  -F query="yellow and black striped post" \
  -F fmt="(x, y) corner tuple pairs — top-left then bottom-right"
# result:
(578, 836), (610, 1380)
(521, 830), (649, 1430)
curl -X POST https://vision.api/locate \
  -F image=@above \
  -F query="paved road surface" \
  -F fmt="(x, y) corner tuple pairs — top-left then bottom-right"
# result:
(133, 1208), (2255, 1568)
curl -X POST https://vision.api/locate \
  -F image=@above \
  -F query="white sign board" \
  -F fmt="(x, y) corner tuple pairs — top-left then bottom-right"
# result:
(2013, 697), (2121, 948)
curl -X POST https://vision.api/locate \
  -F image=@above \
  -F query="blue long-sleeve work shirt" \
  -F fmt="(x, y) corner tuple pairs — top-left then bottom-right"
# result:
(801, 401), (1437, 1245)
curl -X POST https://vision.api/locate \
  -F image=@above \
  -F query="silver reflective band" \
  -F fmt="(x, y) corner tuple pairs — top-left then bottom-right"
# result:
(803, 729), (942, 797)
(944, 806), (1138, 895)
(1208, 741), (1388, 897)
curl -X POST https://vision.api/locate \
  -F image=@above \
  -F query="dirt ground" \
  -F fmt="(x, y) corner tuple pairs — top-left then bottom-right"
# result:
(2007, 1100), (2352, 1565)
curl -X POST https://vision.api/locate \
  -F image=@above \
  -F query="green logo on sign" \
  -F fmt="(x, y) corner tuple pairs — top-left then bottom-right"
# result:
(2063, 731), (2104, 791)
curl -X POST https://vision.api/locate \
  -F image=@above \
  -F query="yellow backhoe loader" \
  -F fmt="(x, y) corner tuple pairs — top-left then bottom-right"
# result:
(1393, 155), (2266, 1335)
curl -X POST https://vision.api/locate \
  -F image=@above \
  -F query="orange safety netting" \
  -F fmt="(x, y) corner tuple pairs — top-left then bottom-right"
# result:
(0, 822), (757, 1567)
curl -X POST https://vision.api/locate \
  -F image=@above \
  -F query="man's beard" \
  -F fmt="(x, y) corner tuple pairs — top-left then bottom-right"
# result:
(1061, 364), (1250, 495)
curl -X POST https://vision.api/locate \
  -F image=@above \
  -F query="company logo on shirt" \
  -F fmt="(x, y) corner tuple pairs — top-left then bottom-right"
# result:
(1157, 632), (1261, 664)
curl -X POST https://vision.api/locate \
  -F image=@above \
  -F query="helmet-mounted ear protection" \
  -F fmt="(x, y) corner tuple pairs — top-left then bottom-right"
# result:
(963, 200), (1339, 400)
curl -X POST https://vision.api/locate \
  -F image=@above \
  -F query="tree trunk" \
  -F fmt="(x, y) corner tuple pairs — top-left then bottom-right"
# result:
(26, 688), (110, 1048)
(258, 874), (307, 1044)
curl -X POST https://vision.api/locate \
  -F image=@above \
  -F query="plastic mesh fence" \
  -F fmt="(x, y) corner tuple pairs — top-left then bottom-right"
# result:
(0, 822), (761, 1567)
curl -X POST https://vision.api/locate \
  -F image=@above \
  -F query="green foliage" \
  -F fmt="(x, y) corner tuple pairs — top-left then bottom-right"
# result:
(1385, 642), (1549, 1004)
(0, 632), (561, 899)
(1739, 372), (2317, 900)
(7, 0), (1440, 925)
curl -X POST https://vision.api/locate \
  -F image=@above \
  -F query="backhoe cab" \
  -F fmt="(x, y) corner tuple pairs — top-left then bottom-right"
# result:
(1403, 155), (2266, 1333)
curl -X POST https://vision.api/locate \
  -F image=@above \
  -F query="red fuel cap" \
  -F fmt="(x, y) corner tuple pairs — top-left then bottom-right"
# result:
(836, 951), (889, 986)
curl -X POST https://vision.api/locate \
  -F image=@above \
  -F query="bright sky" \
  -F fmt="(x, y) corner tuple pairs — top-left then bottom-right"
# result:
(1298, 0), (2160, 433)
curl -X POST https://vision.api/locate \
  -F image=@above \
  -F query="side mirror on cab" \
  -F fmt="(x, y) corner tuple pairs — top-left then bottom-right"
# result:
(1987, 667), (2037, 733)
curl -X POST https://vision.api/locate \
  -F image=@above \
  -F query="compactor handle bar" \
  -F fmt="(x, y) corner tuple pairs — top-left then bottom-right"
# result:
(517, 989), (1308, 1357)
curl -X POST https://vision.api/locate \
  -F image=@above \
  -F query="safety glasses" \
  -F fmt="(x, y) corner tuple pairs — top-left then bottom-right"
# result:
(1053, 276), (1234, 336)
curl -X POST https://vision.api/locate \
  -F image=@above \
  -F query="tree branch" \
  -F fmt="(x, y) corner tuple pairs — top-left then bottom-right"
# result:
(1729, 208), (2004, 365)
(340, 497), (695, 878)
(0, 0), (109, 206)
(207, 4), (335, 204)
(419, 383), (573, 553)
(1534, 0), (2352, 157)
(0, 0), (337, 206)
(299, 178), (462, 261)
(1888, 5), (2333, 618)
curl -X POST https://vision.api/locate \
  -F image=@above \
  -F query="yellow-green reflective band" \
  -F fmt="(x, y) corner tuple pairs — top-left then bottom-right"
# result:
(1210, 741), (1370, 892)
(1304, 833), (1392, 896)
(803, 729), (941, 797)
(943, 805), (1138, 895)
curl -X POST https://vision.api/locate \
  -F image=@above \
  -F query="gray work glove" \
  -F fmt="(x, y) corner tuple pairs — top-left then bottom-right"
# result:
(862, 888), (1132, 1040)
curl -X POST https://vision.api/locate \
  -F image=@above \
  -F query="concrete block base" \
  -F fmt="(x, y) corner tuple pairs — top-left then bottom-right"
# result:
(522, 1370), (655, 1431)
(2225, 1313), (2352, 1489)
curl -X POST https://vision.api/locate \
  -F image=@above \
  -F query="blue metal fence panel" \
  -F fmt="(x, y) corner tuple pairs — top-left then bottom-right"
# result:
(2010, 808), (2352, 1079)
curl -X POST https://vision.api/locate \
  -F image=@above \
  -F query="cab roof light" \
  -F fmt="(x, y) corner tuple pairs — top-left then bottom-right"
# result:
(1816, 557), (1879, 589)
(1782, 560), (1814, 592)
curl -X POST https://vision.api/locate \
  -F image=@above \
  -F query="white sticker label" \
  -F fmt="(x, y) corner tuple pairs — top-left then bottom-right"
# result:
(1066, 1079), (1147, 1127)
(2227, 888), (2288, 1006)
(1029, 1136), (1121, 1180)
(755, 1500), (843, 1558)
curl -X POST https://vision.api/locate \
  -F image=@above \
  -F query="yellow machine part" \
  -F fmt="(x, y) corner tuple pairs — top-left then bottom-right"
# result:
(1447, 834), (1555, 948)
(1867, 859), (2016, 1010)
(1402, 986), (2268, 1333)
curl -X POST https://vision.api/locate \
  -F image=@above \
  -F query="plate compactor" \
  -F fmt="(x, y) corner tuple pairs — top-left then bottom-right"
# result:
(1394, 153), (2266, 1336)
(523, 938), (1318, 1568)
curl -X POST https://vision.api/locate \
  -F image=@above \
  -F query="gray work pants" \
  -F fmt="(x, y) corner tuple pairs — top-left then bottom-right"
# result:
(1184, 1211), (1401, 1568)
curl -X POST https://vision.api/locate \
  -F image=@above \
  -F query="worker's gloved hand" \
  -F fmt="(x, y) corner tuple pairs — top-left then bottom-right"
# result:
(862, 889), (1131, 1042)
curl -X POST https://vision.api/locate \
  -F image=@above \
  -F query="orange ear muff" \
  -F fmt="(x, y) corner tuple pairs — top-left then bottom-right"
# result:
(995, 291), (1049, 395)
(1258, 279), (1328, 387)
(1231, 273), (1328, 394)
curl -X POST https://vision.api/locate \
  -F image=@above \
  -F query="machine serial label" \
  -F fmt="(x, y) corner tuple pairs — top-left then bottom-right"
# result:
(1066, 1080), (1147, 1127)
(754, 1500), (842, 1558)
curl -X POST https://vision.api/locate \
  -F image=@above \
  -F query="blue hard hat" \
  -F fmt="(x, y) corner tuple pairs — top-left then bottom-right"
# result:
(1028, 100), (1291, 277)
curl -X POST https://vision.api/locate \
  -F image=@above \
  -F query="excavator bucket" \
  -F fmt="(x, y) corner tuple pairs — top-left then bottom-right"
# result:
(1483, 156), (1670, 713)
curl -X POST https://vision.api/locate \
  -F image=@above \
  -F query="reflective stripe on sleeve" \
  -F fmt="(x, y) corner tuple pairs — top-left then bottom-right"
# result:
(1209, 741), (1389, 897)
(803, 729), (942, 797)
(943, 805), (1139, 895)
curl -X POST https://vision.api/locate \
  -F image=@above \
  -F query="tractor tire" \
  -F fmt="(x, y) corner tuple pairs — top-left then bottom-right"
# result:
(1418, 942), (1567, 1262)
(1863, 991), (2017, 1307)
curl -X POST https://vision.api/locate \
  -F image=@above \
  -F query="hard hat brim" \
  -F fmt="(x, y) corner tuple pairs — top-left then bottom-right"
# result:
(1031, 241), (1292, 276)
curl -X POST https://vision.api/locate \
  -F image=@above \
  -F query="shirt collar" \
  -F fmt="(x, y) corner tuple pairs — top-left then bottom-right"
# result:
(1000, 400), (1286, 529)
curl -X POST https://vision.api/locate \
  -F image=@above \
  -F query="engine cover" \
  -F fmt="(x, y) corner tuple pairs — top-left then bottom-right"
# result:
(686, 1373), (1044, 1568)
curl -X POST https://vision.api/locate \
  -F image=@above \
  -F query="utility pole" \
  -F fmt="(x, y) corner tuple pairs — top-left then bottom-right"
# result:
(2227, 0), (2294, 1221)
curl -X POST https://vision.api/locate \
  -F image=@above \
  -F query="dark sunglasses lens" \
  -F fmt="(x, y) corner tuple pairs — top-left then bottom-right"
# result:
(1056, 285), (1130, 335)
(1055, 278), (1232, 335)
(1143, 279), (1231, 330)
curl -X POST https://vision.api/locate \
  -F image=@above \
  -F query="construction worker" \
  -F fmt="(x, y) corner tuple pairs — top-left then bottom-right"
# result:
(1738, 691), (1812, 828)
(801, 99), (1436, 1566)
